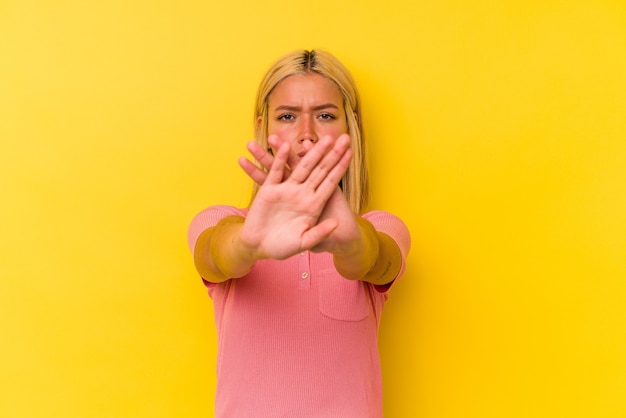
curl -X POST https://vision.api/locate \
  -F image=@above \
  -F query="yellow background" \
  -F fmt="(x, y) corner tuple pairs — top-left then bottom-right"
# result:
(1, 1), (625, 417)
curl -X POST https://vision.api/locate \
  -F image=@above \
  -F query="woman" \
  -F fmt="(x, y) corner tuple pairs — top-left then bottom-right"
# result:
(188, 49), (410, 417)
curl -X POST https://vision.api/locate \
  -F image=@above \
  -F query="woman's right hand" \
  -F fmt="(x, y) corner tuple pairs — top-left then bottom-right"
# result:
(237, 134), (352, 260)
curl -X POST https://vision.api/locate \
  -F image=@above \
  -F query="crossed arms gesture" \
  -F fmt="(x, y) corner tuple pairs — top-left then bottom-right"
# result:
(193, 134), (401, 285)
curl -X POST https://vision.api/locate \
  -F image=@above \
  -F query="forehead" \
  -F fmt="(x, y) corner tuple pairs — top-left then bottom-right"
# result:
(269, 73), (343, 106)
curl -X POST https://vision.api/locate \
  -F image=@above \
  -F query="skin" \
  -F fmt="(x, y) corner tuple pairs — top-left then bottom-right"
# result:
(253, 73), (361, 257)
(265, 72), (349, 170)
(194, 73), (401, 284)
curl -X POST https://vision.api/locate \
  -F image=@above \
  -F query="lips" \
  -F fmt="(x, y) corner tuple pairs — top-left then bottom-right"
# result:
(297, 151), (306, 158)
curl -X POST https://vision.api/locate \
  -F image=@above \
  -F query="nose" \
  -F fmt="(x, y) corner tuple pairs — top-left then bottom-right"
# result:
(298, 117), (318, 144)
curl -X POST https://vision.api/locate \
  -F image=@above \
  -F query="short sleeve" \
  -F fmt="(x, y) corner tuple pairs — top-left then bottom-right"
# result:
(187, 205), (247, 256)
(362, 210), (411, 291)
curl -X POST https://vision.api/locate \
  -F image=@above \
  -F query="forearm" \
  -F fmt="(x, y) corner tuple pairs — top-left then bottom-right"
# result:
(193, 215), (257, 283)
(333, 217), (402, 285)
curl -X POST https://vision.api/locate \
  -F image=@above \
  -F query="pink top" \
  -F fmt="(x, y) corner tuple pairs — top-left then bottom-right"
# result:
(188, 205), (411, 417)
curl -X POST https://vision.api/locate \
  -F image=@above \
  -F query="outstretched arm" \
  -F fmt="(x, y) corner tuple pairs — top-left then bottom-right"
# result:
(332, 217), (403, 285)
(193, 215), (255, 283)
(194, 135), (352, 282)
(240, 136), (403, 285)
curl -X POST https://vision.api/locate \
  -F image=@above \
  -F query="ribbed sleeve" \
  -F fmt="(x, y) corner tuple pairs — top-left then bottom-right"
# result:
(187, 205), (246, 253)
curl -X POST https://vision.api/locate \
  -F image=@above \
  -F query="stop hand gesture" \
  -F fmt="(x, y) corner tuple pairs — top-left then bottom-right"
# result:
(238, 134), (362, 261)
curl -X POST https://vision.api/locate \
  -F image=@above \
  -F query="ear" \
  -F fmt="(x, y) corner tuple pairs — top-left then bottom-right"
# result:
(256, 115), (263, 131)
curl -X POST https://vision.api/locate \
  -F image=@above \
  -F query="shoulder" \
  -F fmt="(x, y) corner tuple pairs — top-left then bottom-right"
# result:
(187, 205), (248, 251)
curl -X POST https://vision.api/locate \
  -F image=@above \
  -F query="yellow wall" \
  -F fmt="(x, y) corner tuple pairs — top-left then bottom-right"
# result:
(1, 1), (625, 417)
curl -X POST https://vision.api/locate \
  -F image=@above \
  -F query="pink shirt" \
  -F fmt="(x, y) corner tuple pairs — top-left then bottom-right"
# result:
(188, 206), (411, 417)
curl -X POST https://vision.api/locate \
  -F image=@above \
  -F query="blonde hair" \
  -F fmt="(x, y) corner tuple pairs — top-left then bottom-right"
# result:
(252, 49), (369, 214)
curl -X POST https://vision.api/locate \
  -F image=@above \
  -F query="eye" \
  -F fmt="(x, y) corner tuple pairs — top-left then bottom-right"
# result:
(277, 113), (295, 121)
(318, 113), (336, 120)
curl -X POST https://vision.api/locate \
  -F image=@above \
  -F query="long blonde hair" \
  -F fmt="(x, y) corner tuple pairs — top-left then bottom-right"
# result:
(252, 49), (369, 214)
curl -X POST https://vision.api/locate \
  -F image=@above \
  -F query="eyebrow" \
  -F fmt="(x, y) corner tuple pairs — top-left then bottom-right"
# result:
(273, 103), (339, 112)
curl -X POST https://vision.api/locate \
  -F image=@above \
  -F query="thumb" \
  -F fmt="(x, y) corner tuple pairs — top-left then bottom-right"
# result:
(300, 218), (338, 250)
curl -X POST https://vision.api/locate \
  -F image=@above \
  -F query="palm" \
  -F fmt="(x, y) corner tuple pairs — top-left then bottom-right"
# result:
(309, 186), (360, 254)
(238, 135), (353, 260)
(242, 180), (327, 259)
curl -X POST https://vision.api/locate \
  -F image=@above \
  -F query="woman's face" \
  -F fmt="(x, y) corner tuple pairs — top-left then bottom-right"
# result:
(266, 72), (348, 168)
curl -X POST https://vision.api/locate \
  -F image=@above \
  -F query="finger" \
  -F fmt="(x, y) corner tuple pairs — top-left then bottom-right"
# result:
(315, 147), (353, 197)
(267, 135), (294, 173)
(238, 157), (267, 185)
(267, 136), (295, 181)
(247, 140), (293, 182)
(300, 218), (338, 250)
(265, 142), (290, 184)
(247, 141), (274, 171)
(305, 134), (351, 190)
(288, 135), (334, 183)
(267, 134), (282, 151)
